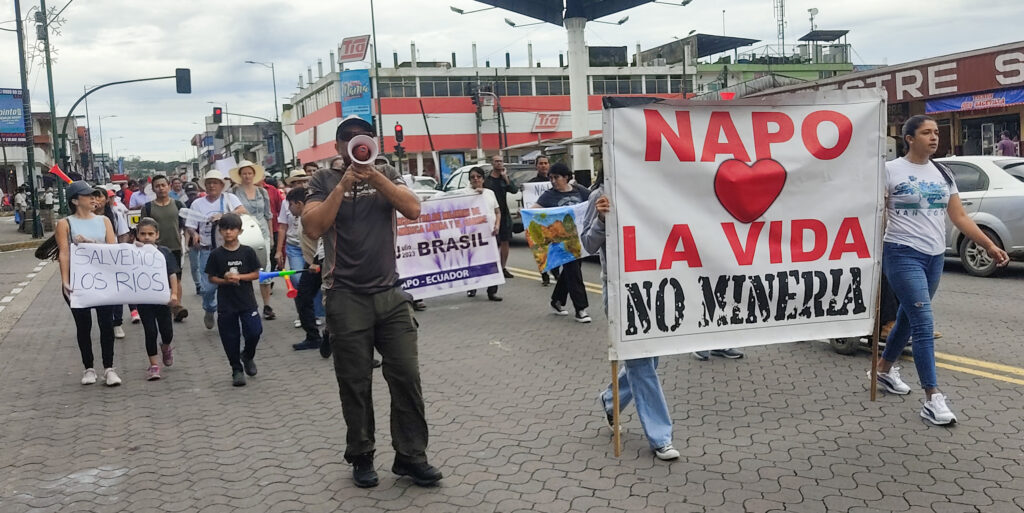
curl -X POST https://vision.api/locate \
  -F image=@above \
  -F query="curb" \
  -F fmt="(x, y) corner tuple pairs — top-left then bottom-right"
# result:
(0, 239), (44, 252)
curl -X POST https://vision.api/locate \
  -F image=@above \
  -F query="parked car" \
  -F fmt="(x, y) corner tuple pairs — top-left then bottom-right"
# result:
(936, 156), (1024, 276)
(403, 174), (442, 201)
(442, 163), (535, 233)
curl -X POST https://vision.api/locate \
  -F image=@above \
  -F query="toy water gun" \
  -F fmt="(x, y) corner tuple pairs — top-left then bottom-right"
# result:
(257, 269), (306, 283)
(49, 164), (72, 184)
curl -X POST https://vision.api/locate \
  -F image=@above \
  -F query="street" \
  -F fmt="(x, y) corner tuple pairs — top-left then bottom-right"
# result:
(0, 236), (1022, 513)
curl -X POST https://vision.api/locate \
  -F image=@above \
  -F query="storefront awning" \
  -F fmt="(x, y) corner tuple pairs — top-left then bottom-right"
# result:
(926, 88), (1024, 114)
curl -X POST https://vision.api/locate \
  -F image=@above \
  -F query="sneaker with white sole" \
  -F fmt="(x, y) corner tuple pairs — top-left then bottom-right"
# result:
(550, 300), (568, 316)
(130, 309), (141, 324)
(103, 368), (122, 386)
(654, 445), (680, 460)
(575, 309), (592, 323)
(294, 319), (302, 329)
(869, 366), (911, 395)
(81, 368), (97, 385)
(921, 393), (957, 425)
(113, 326), (126, 339)
(146, 365), (161, 381)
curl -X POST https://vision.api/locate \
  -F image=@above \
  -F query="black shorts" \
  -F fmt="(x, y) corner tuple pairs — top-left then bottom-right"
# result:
(497, 217), (512, 242)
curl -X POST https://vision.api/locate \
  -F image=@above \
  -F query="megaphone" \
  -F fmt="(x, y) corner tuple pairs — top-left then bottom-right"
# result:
(347, 135), (378, 165)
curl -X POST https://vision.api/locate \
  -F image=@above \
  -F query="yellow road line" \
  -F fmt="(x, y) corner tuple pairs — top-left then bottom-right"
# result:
(933, 351), (1024, 377)
(934, 361), (1024, 387)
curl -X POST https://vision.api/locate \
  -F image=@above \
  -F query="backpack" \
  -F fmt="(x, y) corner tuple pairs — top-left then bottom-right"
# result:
(142, 199), (186, 232)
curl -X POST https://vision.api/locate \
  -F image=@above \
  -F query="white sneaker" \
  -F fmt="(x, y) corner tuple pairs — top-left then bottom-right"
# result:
(294, 319), (302, 329)
(316, 318), (324, 327)
(81, 368), (97, 385)
(870, 366), (911, 395)
(654, 445), (680, 460)
(113, 326), (126, 339)
(921, 393), (957, 425)
(103, 368), (122, 387)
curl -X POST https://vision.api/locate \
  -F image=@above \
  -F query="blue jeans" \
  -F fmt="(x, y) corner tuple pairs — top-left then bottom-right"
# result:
(189, 246), (202, 292)
(217, 309), (262, 372)
(881, 242), (943, 389)
(601, 357), (673, 449)
(285, 243), (323, 318)
(198, 249), (217, 313)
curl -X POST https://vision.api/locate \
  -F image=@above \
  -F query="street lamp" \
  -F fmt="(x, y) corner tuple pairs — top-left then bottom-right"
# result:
(244, 60), (279, 122)
(97, 114), (116, 164)
(504, 18), (543, 28)
(591, 16), (629, 25)
(110, 136), (125, 165)
(449, 5), (495, 14)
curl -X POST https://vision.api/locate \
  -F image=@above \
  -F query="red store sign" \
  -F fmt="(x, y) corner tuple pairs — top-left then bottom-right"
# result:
(532, 112), (561, 132)
(760, 42), (1024, 104)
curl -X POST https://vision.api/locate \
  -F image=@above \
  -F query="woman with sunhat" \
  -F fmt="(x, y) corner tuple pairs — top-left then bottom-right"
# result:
(230, 160), (276, 320)
(56, 181), (120, 386)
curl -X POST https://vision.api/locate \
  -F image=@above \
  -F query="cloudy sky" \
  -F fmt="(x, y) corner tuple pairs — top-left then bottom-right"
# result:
(1, 0), (1020, 162)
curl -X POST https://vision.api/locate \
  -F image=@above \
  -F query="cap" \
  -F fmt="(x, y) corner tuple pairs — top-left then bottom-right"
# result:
(336, 115), (375, 141)
(66, 180), (94, 199)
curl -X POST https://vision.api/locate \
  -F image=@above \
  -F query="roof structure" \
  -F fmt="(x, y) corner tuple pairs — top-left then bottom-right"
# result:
(691, 34), (761, 58)
(474, 0), (652, 25)
(798, 30), (849, 42)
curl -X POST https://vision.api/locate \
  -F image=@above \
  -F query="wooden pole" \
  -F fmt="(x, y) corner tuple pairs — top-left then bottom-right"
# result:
(869, 271), (884, 402)
(611, 360), (621, 457)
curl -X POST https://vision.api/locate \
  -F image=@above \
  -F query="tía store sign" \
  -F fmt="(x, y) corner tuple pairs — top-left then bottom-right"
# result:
(602, 91), (886, 360)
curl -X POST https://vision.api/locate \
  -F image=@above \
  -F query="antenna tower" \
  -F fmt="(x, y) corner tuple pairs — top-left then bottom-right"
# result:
(773, 0), (786, 55)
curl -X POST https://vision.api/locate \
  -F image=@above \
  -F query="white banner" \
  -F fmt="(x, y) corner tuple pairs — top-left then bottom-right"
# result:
(603, 91), (886, 360)
(396, 193), (505, 299)
(69, 243), (171, 308)
(522, 181), (553, 208)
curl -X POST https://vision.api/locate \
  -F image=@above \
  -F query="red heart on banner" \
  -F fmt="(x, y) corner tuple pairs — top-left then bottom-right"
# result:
(714, 159), (787, 223)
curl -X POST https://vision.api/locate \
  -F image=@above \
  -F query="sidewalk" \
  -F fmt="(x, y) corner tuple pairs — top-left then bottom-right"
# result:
(0, 213), (48, 252)
(0, 247), (1022, 512)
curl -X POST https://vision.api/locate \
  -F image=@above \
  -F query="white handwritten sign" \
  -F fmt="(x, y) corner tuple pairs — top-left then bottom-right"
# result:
(522, 181), (553, 207)
(69, 243), (170, 308)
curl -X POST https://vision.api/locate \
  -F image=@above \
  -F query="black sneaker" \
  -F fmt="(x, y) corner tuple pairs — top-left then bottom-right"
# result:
(242, 357), (257, 377)
(466, 290), (477, 298)
(392, 459), (443, 486)
(575, 309), (592, 323)
(292, 339), (320, 351)
(319, 336), (332, 359)
(232, 370), (246, 387)
(692, 351), (710, 361)
(710, 348), (744, 359)
(352, 454), (379, 488)
(503, 269), (514, 279)
(487, 293), (503, 302)
(550, 300), (568, 316)
(541, 273), (550, 286)
(263, 305), (276, 320)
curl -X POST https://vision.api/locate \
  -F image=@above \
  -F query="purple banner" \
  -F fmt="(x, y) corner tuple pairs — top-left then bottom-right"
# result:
(400, 262), (500, 291)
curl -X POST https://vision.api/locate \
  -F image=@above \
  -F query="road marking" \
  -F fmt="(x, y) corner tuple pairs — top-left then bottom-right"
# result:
(934, 351), (1024, 377)
(934, 361), (1024, 387)
(17, 282), (28, 286)
(0, 296), (12, 303)
(25, 273), (35, 278)
(10, 288), (22, 294)
(0, 306), (5, 313)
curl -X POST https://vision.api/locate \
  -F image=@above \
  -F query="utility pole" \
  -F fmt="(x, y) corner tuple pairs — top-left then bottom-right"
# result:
(15, 0), (43, 237)
(83, 85), (92, 180)
(370, 0), (384, 139)
(38, 0), (67, 216)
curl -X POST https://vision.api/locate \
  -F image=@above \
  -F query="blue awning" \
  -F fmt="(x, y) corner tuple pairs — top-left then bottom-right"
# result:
(926, 88), (1024, 114)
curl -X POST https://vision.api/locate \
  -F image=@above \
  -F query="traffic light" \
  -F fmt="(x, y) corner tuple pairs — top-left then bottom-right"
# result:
(175, 68), (192, 94)
(212, 107), (223, 123)
(394, 123), (404, 143)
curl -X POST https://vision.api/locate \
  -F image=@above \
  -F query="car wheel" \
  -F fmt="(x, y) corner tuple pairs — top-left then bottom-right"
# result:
(830, 337), (860, 355)
(958, 229), (1003, 277)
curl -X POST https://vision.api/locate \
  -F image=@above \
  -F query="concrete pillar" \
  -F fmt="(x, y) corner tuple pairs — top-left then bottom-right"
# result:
(416, 152), (424, 176)
(564, 17), (592, 173)
(528, 42), (534, 67)
(472, 42), (478, 67)
(410, 41), (417, 68)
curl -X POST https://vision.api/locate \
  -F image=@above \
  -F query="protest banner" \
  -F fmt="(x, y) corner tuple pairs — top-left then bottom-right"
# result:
(395, 193), (504, 299)
(602, 90), (886, 360)
(522, 181), (552, 207)
(521, 203), (592, 273)
(69, 243), (171, 308)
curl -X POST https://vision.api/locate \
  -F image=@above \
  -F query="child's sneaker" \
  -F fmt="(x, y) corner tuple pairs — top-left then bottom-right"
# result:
(146, 365), (161, 381)
(161, 345), (174, 367)
(113, 326), (126, 339)
(921, 393), (957, 425)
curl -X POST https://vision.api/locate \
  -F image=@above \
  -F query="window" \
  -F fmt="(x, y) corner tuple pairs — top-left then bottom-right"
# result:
(379, 78), (416, 97)
(536, 77), (568, 96)
(944, 162), (989, 192)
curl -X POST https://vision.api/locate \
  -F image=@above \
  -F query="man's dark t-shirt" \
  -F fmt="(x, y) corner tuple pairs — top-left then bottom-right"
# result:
(205, 244), (260, 313)
(306, 162), (409, 293)
(527, 173), (549, 183)
(537, 184), (589, 208)
(484, 174), (516, 221)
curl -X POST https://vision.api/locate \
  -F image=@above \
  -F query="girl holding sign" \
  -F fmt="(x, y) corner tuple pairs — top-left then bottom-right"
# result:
(56, 181), (120, 386)
(873, 115), (1010, 425)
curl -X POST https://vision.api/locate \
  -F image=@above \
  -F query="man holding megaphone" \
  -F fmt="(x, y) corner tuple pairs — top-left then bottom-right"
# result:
(302, 116), (441, 488)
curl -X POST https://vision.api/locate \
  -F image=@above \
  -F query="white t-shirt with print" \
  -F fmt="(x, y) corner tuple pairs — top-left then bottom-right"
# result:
(884, 157), (958, 255)
(187, 192), (243, 247)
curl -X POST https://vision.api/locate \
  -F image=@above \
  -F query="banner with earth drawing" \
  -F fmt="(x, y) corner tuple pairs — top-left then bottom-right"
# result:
(521, 203), (592, 273)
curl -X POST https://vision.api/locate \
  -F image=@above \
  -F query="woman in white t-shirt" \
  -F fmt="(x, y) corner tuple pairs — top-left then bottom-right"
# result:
(872, 115), (1010, 426)
(463, 166), (502, 301)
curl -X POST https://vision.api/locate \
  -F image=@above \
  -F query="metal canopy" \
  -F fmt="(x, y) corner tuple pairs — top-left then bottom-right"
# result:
(473, 0), (653, 25)
(798, 30), (849, 42)
(693, 34), (760, 58)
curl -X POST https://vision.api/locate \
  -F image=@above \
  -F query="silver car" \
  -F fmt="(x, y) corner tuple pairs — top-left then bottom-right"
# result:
(937, 156), (1024, 277)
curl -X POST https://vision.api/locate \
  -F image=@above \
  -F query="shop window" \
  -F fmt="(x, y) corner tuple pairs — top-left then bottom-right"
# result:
(944, 162), (989, 192)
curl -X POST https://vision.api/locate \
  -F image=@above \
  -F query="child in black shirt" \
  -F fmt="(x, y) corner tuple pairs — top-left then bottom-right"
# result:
(204, 213), (263, 386)
(135, 218), (181, 381)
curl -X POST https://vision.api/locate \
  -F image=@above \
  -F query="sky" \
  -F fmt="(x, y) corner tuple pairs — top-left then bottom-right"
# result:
(0, 0), (1020, 162)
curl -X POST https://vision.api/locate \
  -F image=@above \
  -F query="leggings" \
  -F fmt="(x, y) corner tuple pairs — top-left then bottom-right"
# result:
(64, 294), (115, 369)
(137, 304), (173, 357)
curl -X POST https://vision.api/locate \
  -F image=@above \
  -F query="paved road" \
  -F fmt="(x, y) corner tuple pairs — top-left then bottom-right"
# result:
(0, 239), (1022, 513)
